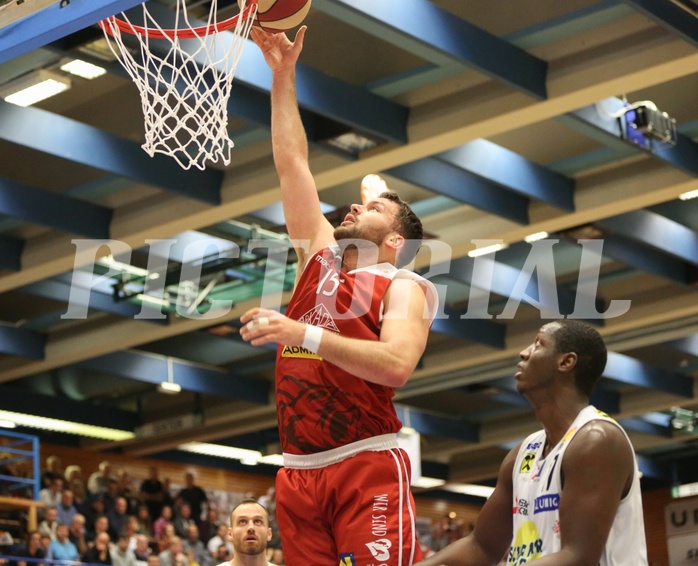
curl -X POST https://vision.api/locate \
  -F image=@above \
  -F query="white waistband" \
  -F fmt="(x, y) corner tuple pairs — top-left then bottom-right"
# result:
(283, 434), (399, 469)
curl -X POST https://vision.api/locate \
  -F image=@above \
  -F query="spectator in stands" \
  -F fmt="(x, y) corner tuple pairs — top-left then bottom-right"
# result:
(157, 525), (176, 554)
(134, 505), (152, 537)
(140, 467), (166, 523)
(147, 555), (160, 566)
(133, 534), (152, 566)
(197, 509), (219, 545)
(71, 479), (90, 515)
(47, 523), (79, 562)
(112, 533), (137, 566)
(12, 530), (45, 566)
(176, 474), (207, 527)
(38, 477), (63, 510)
(68, 513), (87, 555)
(206, 524), (232, 560)
(38, 533), (51, 556)
(88, 461), (114, 496)
(227, 499), (274, 566)
(56, 489), (78, 526)
(82, 532), (112, 565)
(108, 497), (131, 541)
(161, 479), (174, 510)
(158, 536), (185, 566)
(87, 515), (111, 547)
(182, 525), (207, 566)
(40, 456), (62, 490)
(103, 479), (121, 514)
(38, 507), (58, 540)
(153, 506), (173, 542)
(173, 504), (196, 539)
(212, 544), (230, 566)
(85, 495), (107, 535)
(123, 516), (140, 551)
(256, 489), (274, 517)
(64, 465), (82, 486)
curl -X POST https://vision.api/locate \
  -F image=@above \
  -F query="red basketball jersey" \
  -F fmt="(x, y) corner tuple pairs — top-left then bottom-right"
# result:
(276, 245), (434, 455)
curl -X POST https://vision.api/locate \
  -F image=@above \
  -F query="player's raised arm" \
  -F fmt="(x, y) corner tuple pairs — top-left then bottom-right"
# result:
(251, 27), (334, 259)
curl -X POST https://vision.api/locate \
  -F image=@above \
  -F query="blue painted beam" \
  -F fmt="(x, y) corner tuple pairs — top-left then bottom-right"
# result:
(331, 0), (547, 99)
(636, 454), (673, 482)
(568, 98), (698, 177)
(0, 0), (148, 64)
(0, 101), (221, 204)
(666, 335), (698, 357)
(0, 177), (112, 238)
(597, 210), (698, 265)
(600, 234), (695, 286)
(604, 351), (693, 397)
(491, 376), (620, 414)
(394, 405), (479, 442)
(446, 254), (580, 319)
(619, 416), (673, 438)
(386, 158), (529, 224)
(19, 278), (166, 322)
(78, 350), (270, 405)
(431, 309), (505, 349)
(437, 139), (575, 211)
(0, 385), (138, 431)
(0, 234), (23, 271)
(620, 0), (698, 48)
(0, 325), (45, 359)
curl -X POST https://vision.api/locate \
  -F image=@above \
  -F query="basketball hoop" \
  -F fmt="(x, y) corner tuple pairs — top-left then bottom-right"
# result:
(99, 0), (258, 170)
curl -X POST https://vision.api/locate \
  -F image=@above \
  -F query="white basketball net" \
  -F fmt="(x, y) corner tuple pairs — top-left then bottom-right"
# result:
(100, 0), (257, 170)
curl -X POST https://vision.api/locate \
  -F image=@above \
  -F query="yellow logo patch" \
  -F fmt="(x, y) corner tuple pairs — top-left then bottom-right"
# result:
(281, 345), (322, 360)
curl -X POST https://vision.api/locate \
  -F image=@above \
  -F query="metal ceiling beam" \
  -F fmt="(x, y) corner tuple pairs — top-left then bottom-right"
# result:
(18, 278), (163, 322)
(395, 405), (479, 442)
(604, 351), (693, 398)
(437, 139), (575, 211)
(0, 177), (112, 238)
(620, 0), (698, 48)
(0, 385), (139, 431)
(0, 0), (148, 64)
(0, 101), (221, 204)
(490, 376), (621, 414)
(446, 255), (580, 319)
(327, 0), (548, 99)
(386, 158), (530, 224)
(77, 350), (270, 405)
(0, 235), (23, 271)
(431, 307), (506, 349)
(0, 326), (45, 359)
(597, 209), (698, 265)
(666, 335), (698, 357)
(600, 234), (697, 286)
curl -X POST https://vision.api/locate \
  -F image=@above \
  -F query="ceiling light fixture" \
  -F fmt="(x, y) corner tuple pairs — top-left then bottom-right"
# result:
(0, 69), (71, 107)
(412, 476), (446, 489)
(178, 442), (285, 467)
(0, 410), (134, 441)
(679, 189), (698, 201)
(524, 231), (549, 243)
(468, 243), (508, 258)
(157, 357), (182, 395)
(60, 59), (107, 80)
(0, 419), (17, 429)
(443, 483), (496, 499)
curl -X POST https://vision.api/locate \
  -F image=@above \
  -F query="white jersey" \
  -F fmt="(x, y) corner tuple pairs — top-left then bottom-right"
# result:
(508, 405), (648, 565)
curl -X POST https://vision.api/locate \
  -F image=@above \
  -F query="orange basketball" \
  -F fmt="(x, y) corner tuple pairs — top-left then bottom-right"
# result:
(239, 0), (312, 33)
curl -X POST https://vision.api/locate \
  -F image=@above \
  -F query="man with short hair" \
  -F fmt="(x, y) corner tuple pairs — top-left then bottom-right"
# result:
(176, 474), (208, 527)
(47, 523), (79, 562)
(218, 500), (274, 566)
(206, 524), (232, 559)
(56, 489), (78, 526)
(111, 533), (137, 566)
(244, 26), (437, 566)
(417, 321), (648, 565)
(68, 513), (87, 555)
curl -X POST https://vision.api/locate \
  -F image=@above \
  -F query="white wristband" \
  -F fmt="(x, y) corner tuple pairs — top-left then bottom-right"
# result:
(302, 325), (324, 354)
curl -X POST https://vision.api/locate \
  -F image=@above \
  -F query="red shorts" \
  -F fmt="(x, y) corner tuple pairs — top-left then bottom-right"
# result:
(275, 445), (422, 566)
